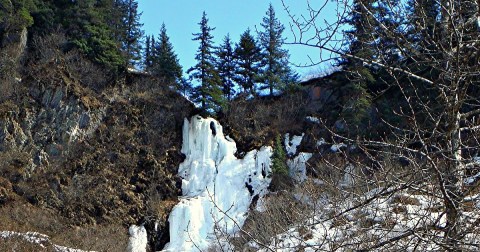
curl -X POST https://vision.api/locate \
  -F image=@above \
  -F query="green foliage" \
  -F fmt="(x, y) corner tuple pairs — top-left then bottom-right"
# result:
(144, 35), (153, 70)
(188, 12), (224, 112)
(215, 34), (236, 101)
(151, 23), (183, 84)
(117, 0), (144, 67)
(271, 134), (289, 176)
(257, 4), (297, 96)
(0, 0), (35, 40)
(234, 28), (262, 95)
(72, 24), (125, 73)
(338, 0), (377, 132)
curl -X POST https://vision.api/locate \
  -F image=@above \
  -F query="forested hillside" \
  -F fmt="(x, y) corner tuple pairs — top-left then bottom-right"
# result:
(1, 0), (480, 251)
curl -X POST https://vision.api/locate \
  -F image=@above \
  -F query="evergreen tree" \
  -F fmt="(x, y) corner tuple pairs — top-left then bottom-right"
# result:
(258, 3), (293, 96)
(215, 34), (236, 101)
(118, 0), (144, 68)
(281, 66), (300, 93)
(374, 1), (402, 65)
(407, 0), (439, 46)
(151, 23), (182, 84)
(177, 77), (194, 99)
(144, 35), (153, 70)
(271, 134), (288, 176)
(187, 12), (223, 112)
(0, 0), (35, 45)
(339, 0), (377, 128)
(40, 0), (126, 73)
(234, 28), (263, 95)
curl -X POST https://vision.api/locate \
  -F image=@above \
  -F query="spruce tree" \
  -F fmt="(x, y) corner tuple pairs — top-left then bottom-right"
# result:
(38, 0), (125, 72)
(408, 0), (439, 46)
(258, 3), (294, 96)
(340, 0), (376, 128)
(234, 29), (263, 95)
(119, 0), (144, 68)
(187, 12), (223, 112)
(0, 0), (34, 44)
(215, 34), (236, 101)
(152, 23), (182, 84)
(271, 134), (289, 176)
(143, 35), (153, 70)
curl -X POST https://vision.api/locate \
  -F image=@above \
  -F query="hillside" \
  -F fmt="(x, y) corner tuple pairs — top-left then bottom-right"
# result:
(0, 31), (194, 250)
(2, 1), (480, 251)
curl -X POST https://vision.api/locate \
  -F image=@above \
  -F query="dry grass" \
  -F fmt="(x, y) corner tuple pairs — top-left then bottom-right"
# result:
(0, 202), (129, 251)
(0, 236), (55, 252)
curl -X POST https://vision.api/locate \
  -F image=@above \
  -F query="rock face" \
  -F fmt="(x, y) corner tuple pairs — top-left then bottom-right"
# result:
(0, 83), (104, 174)
(0, 43), (194, 250)
(163, 116), (272, 251)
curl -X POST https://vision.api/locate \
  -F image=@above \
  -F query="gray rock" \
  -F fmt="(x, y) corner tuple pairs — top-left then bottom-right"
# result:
(50, 88), (64, 108)
(79, 113), (91, 129)
(42, 90), (52, 107)
(46, 143), (62, 157)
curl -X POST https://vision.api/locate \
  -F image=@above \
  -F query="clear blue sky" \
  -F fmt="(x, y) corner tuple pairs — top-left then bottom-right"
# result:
(138, 1), (341, 79)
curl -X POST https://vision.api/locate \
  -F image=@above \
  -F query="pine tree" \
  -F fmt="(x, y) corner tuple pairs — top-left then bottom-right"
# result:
(339, 0), (377, 128)
(372, 1), (402, 66)
(215, 34), (236, 101)
(68, 0), (126, 72)
(0, 0), (35, 44)
(258, 3), (294, 96)
(271, 134), (289, 176)
(36, 0), (126, 72)
(143, 35), (153, 70)
(281, 66), (300, 93)
(187, 12), (223, 112)
(177, 77), (194, 99)
(234, 28), (263, 95)
(151, 23), (182, 84)
(119, 0), (144, 68)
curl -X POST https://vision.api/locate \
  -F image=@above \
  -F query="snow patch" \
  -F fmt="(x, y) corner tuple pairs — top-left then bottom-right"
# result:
(330, 143), (346, 152)
(163, 116), (272, 251)
(306, 116), (320, 124)
(288, 152), (313, 182)
(127, 225), (148, 252)
(284, 133), (304, 156)
(316, 138), (326, 147)
(339, 164), (355, 187)
(464, 172), (480, 185)
(0, 231), (93, 251)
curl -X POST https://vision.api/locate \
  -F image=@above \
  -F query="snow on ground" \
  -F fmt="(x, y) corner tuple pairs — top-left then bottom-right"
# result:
(127, 225), (147, 252)
(285, 133), (304, 156)
(339, 164), (355, 187)
(288, 152), (313, 182)
(330, 143), (346, 152)
(162, 116), (272, 252)
(305, 116), (320, 124)
(316, 138), (326, 147)
(252, 185), (480, 252)
(464, 172), (480, 185)
(0, 231), (93, 251)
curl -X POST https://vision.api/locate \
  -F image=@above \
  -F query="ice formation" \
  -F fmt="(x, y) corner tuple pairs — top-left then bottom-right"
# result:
(163, 116), (272, 251)
(127, 225), (148, 252)
(287, 152), (313, 182)
(284, 133), (304, 156)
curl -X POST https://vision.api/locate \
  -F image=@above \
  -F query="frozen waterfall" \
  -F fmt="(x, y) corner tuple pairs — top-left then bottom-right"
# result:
(162, 116), (272, 251)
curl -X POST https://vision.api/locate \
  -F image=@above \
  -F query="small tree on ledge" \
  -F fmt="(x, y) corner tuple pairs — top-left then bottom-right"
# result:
(271, 134), (288, 176)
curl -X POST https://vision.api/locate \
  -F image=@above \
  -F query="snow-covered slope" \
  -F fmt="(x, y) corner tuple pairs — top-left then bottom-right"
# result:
(0, 231), (94, 252)
(163, 116), (272, 251)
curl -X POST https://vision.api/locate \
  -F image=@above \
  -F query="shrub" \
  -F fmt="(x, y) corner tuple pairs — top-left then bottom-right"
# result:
(271, 134), (288, 176)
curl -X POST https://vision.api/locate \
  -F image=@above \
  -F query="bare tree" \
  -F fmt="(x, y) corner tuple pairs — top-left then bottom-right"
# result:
(275, 0), (480, 250)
